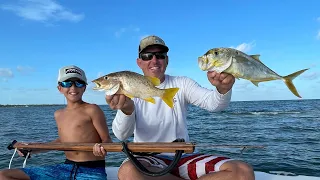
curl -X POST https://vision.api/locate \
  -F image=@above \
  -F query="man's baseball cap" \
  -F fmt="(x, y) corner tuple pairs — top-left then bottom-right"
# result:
(57, 65), (87, 84)
(138, 35), (169, 54)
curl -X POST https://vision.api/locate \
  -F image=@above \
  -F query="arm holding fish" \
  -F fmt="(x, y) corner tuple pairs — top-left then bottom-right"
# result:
(183, 76), (232, 112)
(106, 94), (136, 141)
(106, 94), (134, 115)
(207, 71), (235, 94)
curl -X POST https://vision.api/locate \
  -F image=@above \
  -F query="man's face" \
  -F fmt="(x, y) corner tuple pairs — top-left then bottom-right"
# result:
(137, 46), (168, 82)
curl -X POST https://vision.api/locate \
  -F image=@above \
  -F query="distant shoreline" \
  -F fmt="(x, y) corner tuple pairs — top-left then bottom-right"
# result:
(1, 99), (319, 107)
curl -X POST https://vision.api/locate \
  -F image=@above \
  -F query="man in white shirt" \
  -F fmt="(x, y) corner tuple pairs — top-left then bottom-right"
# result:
(104, 35), (254, 180)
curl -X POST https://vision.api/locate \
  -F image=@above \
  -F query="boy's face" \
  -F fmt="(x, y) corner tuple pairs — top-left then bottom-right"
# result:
(57, 78), (86, 102)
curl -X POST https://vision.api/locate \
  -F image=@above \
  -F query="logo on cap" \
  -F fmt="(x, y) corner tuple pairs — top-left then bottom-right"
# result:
(65, 68), (82, 76)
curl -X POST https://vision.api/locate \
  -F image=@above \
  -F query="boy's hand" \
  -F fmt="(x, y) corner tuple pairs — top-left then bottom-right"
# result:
(17, 149), (31, 158)
(93, 143), (106, 157)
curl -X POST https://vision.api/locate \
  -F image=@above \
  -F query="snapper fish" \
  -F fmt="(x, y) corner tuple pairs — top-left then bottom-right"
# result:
(91, 71), (179, 108)
(198, 47), (309, 98)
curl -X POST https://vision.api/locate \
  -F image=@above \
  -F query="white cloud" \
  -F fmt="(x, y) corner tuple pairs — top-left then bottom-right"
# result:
(0, 68), (14, 82)
(231, 41), (256, 53)
(114, 25), (141, 38)
(1, 0), (84, 23)
(0, 68), (13, 78)
(301, 72), (320, 80)
(114, 28), (126, 38)
(96, 72), (105, 78)
(17, 65), (35, 74)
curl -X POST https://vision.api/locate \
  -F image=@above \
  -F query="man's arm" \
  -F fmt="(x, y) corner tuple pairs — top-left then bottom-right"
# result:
(112, 109), (136, 141)
(183, 76), (232, 112)
(105, 94), (136, 141)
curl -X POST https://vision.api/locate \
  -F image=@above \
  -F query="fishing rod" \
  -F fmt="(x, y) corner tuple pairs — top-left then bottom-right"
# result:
(7, 139), (266, 177)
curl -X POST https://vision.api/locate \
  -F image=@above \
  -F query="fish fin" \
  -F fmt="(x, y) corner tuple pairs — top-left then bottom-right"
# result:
(282, 68), (309, 98)
(161, 88), (179, 108)
(146, 76), (161, 86)
(104, 83), (120, 96)
(250, 55), (261, 61)
(142, 97), (156, 104)
(124, 93), (134, 99)
(250, 81), (260, 87)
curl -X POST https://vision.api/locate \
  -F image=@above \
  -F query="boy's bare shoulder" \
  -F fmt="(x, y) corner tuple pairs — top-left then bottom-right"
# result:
(84, 103), (104, 113)
(54, 108), (64, 118)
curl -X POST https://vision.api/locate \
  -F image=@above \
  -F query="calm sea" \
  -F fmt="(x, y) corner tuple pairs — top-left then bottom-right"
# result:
(0, 99), (319, 177)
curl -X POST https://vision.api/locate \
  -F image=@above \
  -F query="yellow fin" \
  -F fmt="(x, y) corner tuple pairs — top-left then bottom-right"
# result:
(161, 88), (179, 108)
(146, 76), (161, 86)
(283, 68), (309, 98)
(250, 55), (261, 61)
(143, 97), (156, 104)
(124, 93), (134, 99)
(251, 81), (260, 87)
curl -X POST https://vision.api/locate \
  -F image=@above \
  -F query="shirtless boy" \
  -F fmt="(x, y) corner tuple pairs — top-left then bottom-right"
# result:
(0, 65), (112, 180)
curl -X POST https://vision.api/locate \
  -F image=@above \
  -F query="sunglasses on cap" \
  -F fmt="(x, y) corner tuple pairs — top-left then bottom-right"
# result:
(59, 80), (86, 88)
(139, 52), (167, 61)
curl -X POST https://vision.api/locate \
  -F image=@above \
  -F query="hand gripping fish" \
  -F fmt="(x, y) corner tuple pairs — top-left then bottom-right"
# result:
(198, 48), (309, 98)
(92, 71), (179, 108)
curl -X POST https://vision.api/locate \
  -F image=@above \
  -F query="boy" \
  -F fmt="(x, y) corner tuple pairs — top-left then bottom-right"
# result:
(0, 65), (112, 180)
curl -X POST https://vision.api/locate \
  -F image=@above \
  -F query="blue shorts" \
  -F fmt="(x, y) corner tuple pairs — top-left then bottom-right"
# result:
(20, 159), (107, 180)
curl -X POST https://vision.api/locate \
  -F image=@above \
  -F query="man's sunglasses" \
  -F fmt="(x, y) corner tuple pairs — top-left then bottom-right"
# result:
(140, 52), (167, 61)
(59, 80), (86, 88)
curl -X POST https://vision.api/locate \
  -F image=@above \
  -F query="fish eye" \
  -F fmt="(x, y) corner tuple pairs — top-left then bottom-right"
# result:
(103, 76), (108, 80)
(214, 51), (218, 56)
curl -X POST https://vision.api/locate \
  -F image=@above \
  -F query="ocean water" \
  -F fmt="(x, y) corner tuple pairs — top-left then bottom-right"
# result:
(0, 99), (319, 177)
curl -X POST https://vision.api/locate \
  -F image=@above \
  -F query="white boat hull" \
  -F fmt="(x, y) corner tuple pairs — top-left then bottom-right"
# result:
(105, 167), (320, 180)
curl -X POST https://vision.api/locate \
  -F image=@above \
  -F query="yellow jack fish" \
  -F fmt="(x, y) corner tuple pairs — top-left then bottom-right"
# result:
(198, 48), (309, 98)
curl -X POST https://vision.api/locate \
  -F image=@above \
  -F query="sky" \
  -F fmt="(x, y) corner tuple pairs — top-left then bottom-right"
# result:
(0, 0), (319, 105)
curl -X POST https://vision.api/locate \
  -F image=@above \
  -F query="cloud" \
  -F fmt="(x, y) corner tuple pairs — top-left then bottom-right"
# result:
(230, 41), (256, 53)
(1, 0), (84, 23)
(17, 65), (35, 75)
(301, 72), (320, 80)
(0, 68), (14, 81)
(96, 72), (105, 78)
(114, 25), (140, 38)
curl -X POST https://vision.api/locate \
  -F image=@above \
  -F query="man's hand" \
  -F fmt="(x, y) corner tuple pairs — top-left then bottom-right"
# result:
(105, 94), (134, 115)
(207, 71), (235, 94)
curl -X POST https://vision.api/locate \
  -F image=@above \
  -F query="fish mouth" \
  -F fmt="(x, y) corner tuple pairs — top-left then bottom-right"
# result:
(92, 81), (102, 90)
(198, 56), (208, 71)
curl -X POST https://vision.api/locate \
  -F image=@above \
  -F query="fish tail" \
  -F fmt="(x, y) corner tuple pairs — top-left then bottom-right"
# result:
(283, 68), (309, 98)
(161, 88), (179, 108)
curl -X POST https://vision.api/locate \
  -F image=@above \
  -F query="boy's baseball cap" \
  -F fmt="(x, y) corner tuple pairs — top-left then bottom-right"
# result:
(138, 35), (169, 54)
(57, 65), (87, 84)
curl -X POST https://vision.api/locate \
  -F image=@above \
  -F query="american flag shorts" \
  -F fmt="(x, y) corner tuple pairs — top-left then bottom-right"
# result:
(123, 153), (233, 180)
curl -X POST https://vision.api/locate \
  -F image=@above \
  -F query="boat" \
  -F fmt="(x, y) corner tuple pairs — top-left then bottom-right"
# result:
(7, 140), (320, 180)
(104, 167), (320, 180)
